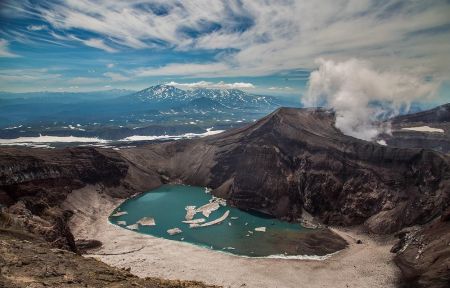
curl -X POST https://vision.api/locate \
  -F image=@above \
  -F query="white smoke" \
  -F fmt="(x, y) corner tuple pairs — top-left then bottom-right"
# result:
(303, 58), (437, 141)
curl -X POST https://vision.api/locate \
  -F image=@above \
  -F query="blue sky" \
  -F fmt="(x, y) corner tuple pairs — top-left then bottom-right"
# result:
(0, 0), (449, 102)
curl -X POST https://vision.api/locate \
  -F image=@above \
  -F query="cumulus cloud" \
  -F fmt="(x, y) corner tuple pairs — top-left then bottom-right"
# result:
(166, 81), (255, 89)
(303, 58), (438, 141)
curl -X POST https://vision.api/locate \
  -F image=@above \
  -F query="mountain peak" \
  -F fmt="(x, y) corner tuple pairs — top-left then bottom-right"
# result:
(124, 84), (277, 109)
(142, 84), (179, 92)
(130, 84), (188, 103)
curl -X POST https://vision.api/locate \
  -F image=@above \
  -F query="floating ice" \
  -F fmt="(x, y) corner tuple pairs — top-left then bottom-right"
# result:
(111, 211), (128, 217)
(190, 210), (230, 228)
(137, 217), (155, 226)
(255, 227), (266, 232)
(167, 228), (182, 235)
(126, 224), (139, 230)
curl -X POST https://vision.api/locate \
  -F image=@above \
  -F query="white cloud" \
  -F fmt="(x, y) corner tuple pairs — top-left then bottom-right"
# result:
(0, 39), (19, 58)
(47, 31), (118, 53)
(134, 62), (229, 77)
(26, 25), (47, 31)
(302, 58), (438, 141)
(106, 63), (114, 68)
(166, 81), (255, 89)
(27, 0), (450, 80)
(0, 68), (60, 81)
(103, 72), (129, 81)
(83, 38), (117, 53)
(268, 86), (293, 91)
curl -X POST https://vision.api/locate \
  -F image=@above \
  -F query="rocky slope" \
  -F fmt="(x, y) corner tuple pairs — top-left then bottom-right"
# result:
(0, 228), (216, 288)
(1, 106), (449, 287)
(391, 212), (450, 288)
(0, 147), (135, 251)
(379, 103), (450, 153)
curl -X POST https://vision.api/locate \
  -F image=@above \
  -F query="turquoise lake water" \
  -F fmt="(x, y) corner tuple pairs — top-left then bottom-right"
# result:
(109, 184), (314, 257)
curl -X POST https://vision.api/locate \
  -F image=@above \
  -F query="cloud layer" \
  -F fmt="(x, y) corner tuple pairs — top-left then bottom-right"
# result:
(1, 0), (450, 94)
(303, 58), (437, 140)
(0, 39), (19, 57)
(166, 81), (255, 89)
(5, 0), (450, 78)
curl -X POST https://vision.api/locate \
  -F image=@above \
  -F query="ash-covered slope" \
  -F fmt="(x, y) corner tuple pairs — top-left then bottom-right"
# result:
(123, 107), (450, 234)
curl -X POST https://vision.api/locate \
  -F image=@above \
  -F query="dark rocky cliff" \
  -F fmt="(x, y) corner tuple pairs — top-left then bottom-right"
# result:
(0, 148), (132, 250)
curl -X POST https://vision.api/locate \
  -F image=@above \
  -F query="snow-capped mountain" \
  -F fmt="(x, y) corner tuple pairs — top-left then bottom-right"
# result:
(189, 88), (276, 108)
(124, 85), (278, 110)
(128, 84), (194, 103)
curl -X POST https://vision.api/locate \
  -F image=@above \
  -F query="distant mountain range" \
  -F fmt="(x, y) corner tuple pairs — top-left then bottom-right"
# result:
(189, 87), (277, 108)
(0, 89), (135, 103)
(0, 85), (295, 140)
(121, 84), (280, 110)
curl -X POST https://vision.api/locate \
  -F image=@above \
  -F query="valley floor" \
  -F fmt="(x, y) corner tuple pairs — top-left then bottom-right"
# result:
(64, 186), (401, 288)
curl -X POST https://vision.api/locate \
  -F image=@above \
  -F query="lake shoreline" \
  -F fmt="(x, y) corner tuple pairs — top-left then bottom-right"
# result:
(64, 185), (400, 288)
(107, 184), (347, 257)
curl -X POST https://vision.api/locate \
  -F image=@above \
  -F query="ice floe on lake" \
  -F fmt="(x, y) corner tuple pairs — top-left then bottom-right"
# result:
(137, 217), (156, 226)
(167, 228), (182, 235)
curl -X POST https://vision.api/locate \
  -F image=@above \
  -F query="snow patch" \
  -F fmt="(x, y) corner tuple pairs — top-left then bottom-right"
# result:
(121, 128), (224, 141)
(0, 135), (108, 144)
(401, 126), (444, 133)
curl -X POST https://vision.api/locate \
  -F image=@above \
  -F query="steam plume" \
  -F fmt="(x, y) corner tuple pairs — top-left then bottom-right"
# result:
(303, 58), (437, 141)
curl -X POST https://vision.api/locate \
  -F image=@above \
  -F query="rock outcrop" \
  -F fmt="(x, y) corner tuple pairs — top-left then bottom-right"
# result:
(0, 147), (133, 250)
(393, 216), (450, 288)
(0, 228), (216, 288)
